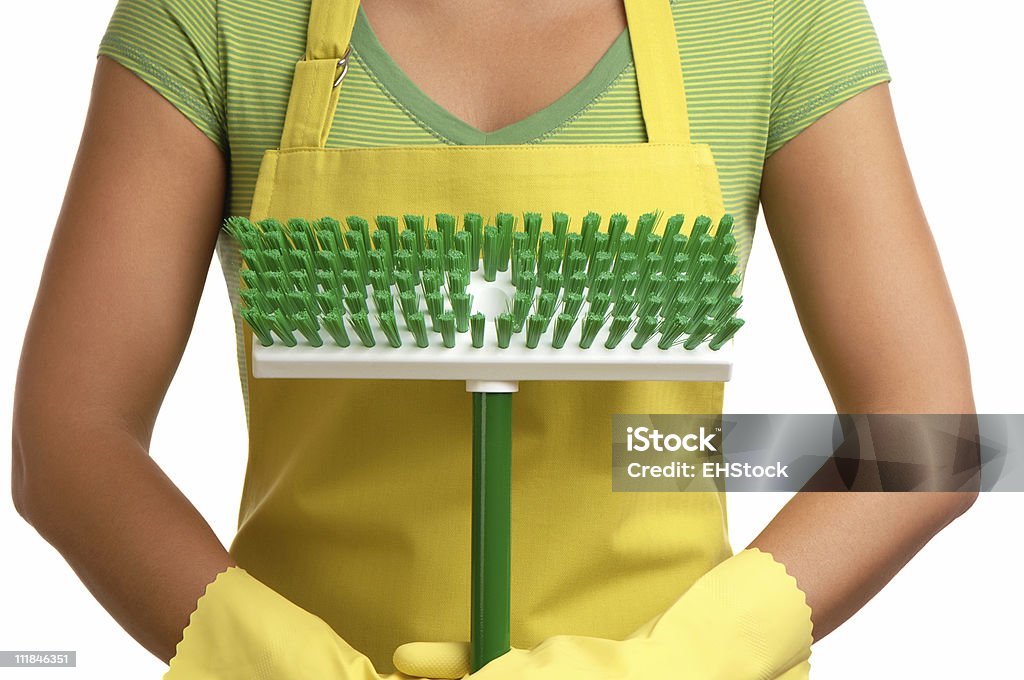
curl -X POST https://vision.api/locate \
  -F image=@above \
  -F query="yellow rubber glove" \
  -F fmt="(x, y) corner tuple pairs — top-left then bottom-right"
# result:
(165, 566), (425, 680)
(393, 549), (813, 680)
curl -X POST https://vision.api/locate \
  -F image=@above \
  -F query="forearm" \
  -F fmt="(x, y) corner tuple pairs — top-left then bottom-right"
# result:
(13, 422), (233, 663)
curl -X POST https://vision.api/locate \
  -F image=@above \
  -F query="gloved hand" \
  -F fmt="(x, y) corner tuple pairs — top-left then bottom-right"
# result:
(392, 548), (814, 680)
(164, 566), (427, 680)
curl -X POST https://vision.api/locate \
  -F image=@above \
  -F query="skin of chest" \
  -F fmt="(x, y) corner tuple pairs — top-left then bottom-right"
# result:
(359, 0), (629, 132)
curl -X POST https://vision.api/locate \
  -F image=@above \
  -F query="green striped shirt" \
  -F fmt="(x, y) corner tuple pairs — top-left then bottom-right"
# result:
(99, 0), (889, 269)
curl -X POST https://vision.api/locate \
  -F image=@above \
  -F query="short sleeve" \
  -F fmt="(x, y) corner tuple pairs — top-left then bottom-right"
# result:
(766, 0), (890, 157)
(98, 0), (227, 153)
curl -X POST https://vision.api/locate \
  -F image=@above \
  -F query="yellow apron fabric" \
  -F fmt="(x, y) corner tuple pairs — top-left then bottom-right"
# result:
(230, 0), (750, 673)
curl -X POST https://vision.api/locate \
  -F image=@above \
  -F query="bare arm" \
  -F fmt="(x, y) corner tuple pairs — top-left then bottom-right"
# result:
(753, 84), (977, 639)
(11, 57), (234, 663)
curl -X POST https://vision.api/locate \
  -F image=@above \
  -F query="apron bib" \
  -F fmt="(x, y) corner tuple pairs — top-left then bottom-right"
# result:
(223, 0), (751, 672)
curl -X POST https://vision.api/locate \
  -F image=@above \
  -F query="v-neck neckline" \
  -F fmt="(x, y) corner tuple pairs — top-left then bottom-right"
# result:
(349, 4), (633, 146)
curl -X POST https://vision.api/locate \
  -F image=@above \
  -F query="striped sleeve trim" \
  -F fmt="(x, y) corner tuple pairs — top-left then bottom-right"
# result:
(99, 34), (228, 153)
(766, 61), (890, 156)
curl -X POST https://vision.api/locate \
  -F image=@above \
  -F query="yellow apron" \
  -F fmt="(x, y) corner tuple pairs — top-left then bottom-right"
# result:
(222, 0), (790, 673)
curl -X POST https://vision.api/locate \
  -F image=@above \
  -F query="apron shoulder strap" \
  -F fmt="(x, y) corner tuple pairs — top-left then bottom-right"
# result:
(624, 0), (692, 145)
(279, 0), (359, 150)
(278, 0), (692, 150)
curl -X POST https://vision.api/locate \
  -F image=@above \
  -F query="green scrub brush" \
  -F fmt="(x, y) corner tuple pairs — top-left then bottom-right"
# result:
(223, 210), (744, 670)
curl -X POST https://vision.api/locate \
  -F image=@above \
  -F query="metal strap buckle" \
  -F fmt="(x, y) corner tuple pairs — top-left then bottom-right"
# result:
(333, 46), (352, 88)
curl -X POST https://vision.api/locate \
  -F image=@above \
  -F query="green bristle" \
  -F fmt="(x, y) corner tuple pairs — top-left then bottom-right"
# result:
(512, 291), (533, 332)
(713, 232), (737, 262)
(291, 229), (315, 257)
(686, 215), (712, 249)
(496, 313), (514, 349)
(579, 312), (607, 349)
(322, 311), (351, 347)
(636, 233), (661, 264)
(710, 294), (743, 323)
(612, 250), (637, 278)
(524, 212), (542, 252)
(693, 272), (718, 301)
(630, 315), (659, 350)
(296, 250), (319, 285)
(314, 217), (345, 252)
(241, 308), (275, 347)
(518, 251), (539, 287)
(713, 253), (739, 280)
(407, 312), (429, 347)
(421, 270), (442, 295)
(551, 312), (576, 349)
(263, 272), (287, 295)
(420, 250), (441, 277)
(269, 309), (298, 347)
(464, 213), (484, 271)
(377, 312), (403, 348)
(566, 271), (588, 297)
(534, 232), (552, 267)
(375, 216), (401, 258)
(346, 214), (372, 245)
(425, 292), (445, 331)
(588, 292), (612, 317)
(638, 294), (664, 319)
(511, 232), (529, 281)
(317, 250), (345, 282)
(288, 218), (315, 246)
(607, 213), (628, 253)
(342, 231), (370, 283)
(612, 292), (638, 318)
(454, 231), (473, 268)
(400, 229), (421, 267)
(437, 312), (457, 348)
(580, 212), (602, 252)
(425, 230), (442, 254)
(399, 290), (419, 321)
(563, 292), (584, 318)
(588, 248), (613, 283)
(447, 271), (469, 297)
(263, 250), (286, 274)
(660, 235), (687, 275)
(314, 291), (336, 315)
(657, 314), (689, 350)
(283, 247), (303, 275)
(693, 234), (715, 259)
(525, 314), (547, 349)
(340, 269), (364, 295)
(340, 250), (364, 285)
(349, 312), (376, 347)
(563, 232), (583, 258)
(470, 312), (486, 348)
(240, 269), (264, 293)
(537, 292), (558, 321)
(241, 289), (270, 315)
(636, 252), (662, 286)
(241, 249), (266, 273)
(293, 311), (324, 347)
(711, 274), (741, 302)
(394, 270), (416, 294)
(435, 213), (456, 255)
(516, 270), (537, 294)
(618, 234), (637, 260)
(660, 213), (686, 251)
(483, 226), (499, 282)
(289, 290), (319, 318)
(682, 317), (714, 351)
(621, 272), (641, 298)
(447, 249), (469, 276)
(589, 271), (614, 299)
(275, 290), (300, 317)
(563, 250), (587, 286)
(403, 214), (426, 252)
(344, 290), (368, 315)
(369, 268), (390, 294)
(373, 290), (395, 316)
(393, 249), (414, 274)
(495, 213), (515, 271)
(371, 231), (395, 281)
(604, 315), (633, 349)
(452, 292), (472, 333)
(289, 269), (312, 295)
(539, 270), (561, 297)
(551, 212), (570, 252)
(645, 272), (669, 301)
(633, 211), (660, 247)
(315, 228), (338, 258)
(538, 251), (560, 282)
(223, 216), (254, 240)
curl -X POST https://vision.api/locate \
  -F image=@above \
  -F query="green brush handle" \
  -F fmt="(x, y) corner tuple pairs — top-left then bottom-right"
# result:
(471, 392), (513, 671)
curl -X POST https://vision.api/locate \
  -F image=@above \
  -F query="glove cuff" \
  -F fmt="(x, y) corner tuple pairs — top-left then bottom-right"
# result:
(650, 548), (814, 680)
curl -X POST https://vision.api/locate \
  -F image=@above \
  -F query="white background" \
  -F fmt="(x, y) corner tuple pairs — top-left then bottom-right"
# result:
(1, 1), (1021, 678)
